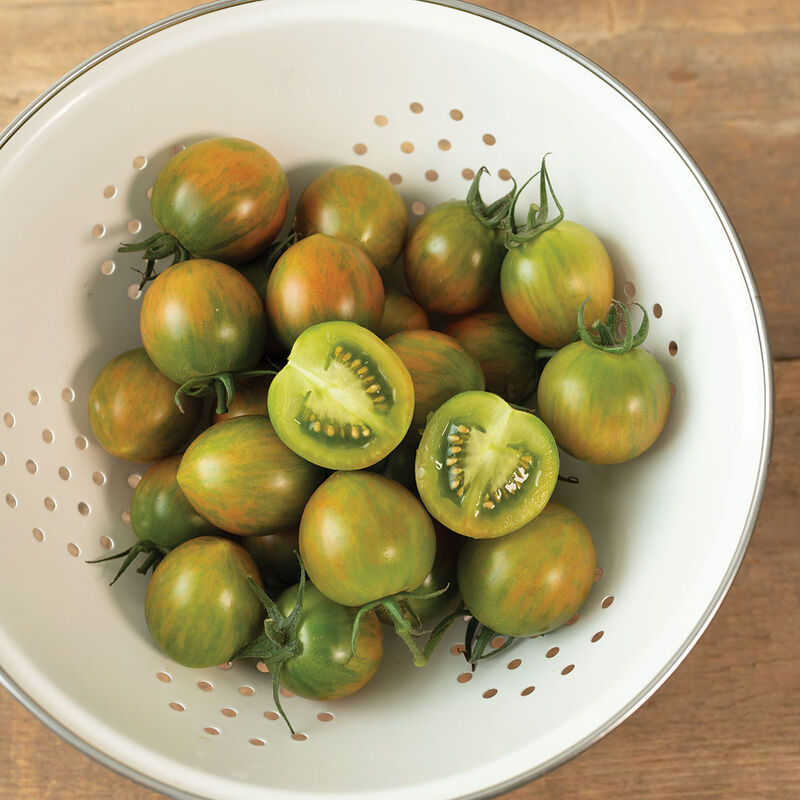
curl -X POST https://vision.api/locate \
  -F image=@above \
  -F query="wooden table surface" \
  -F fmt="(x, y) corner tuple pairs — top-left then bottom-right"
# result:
(1, 1), (798, 798)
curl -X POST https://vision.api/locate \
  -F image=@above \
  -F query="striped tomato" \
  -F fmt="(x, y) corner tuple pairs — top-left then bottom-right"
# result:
(144, 536), (265, 668)
(266, 234), (385, 349)
(293, 164), (408, 272)
(88, 348), (202, 461)
(176, 416), (326, 536)
(385, 329), (485, 440)
(376, 290), (429, 339)
(140, 259), (267, 386)
(457, 502), (596, 637)
(151, 137), (289, 265)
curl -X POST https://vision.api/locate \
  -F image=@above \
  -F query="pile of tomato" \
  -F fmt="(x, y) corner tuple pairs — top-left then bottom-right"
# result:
(88, 136), (672, 731)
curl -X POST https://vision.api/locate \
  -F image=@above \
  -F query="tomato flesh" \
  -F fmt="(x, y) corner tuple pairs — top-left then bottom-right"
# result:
(415, 391), (559, 538)
(268, 321), (414, 470)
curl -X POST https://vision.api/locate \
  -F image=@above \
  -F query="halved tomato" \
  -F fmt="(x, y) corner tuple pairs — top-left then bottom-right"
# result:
(267, 321), (414, 470)
(415, 391), (559, 538)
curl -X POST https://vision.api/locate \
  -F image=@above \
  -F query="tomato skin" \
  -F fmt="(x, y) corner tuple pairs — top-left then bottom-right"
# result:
(299, 471), (436, 607)
(385, 329), (485, 439)
(131, 455), (220, 549)
(238, 528), (300, 593)
(457, 502), (596, 637)
(500, 220), (614, 348)
(151, 137), (289, 264)
(144, 536), (265, 668)
(266, 234), (385, 349)
(376, 290), (429, 339)
(444, 312), (538, 403)
(275, 582), (383, 701)
(293, 164), (408, 273)
(140, 259), (267, 385)
(404, 200), (505, 314)
(177, 416), (327, 535)
(537, 341), (671, 464)
(88, 348), (202, 461)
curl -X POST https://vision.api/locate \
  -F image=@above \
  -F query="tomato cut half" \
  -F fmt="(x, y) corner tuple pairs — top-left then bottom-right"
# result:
(415, 391), (559, 538)
(267, 321), (414, 470)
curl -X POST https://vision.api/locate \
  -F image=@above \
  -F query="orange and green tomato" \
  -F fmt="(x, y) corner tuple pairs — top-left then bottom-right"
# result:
(140, 259), (267, 384)
(130, 455), (220, 550)
(266, 234), (385, 349)
(176, 416), (326, 535)
(151, 137), (289, 264)
(275, 582), (383, 701)
(415, 390), (559, 539)
(457, 502), (596, 637)
(537, 340), (671, 464)
(444, 312), (538, 403)
(376, 290), (429, 339)
(385, 329), (485, 439)
(293, 164), (408, 273)
(500, 220), (615, 348)
(267, 321), (414, 470)
(403, 200), (505, 315)
(299, 471), (437, 607)
(144, 536), (265, 668)
(88, 347), (202, 462)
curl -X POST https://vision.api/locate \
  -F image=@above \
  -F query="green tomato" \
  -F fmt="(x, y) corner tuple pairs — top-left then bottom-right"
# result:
(238, 528), (301, 594)
(88, 347), (202, 462)
(144, 536), (265, 668)
(176, 416), (326, 535)
(537, 339), (671, 464)
(299, 471), (436, 607)
(457, 502), (596, 637)
(500, 220), (614, 349)
(415, 391), (559, 538)
(275, 582), (384, 701)
(267, 321), (415, 470)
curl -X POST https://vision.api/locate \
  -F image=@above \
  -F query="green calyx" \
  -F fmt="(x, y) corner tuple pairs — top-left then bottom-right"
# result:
(351, 586), (457, 668)
(577, 298), (649, 354)
(174, 368), (277, 416)
(234, 566), (307, 734)
(463, 616), (517, 669)
(466, 167), (517, 230)
(86, 539), (169, 585)
(118, 232), (190, 289)
(504, 153), (564, 247)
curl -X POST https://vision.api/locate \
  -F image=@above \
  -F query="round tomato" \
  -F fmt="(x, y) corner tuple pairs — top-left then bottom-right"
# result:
(238, 527), (300, 593)
(376, 290), (429, 339)
(299, 471), (436, 607)
(144, 536), (265, 668)
(457, 502), (596, 637)
(501, 220), (614, 348)
(385, 329), (485, 440)
(274, 582), (384, 701)
(150, 137), (289, 265)
(293, 164), (408, 272)
(88, 348), (202, 461)
(176, 416), (327, 535)
(266, 233), (385, 349)
(267, 321), (414, 470)
(537, 302), (671, 463)
(403, 169), (512, 314)
(140, 259), (267, 386)
(415, 390), (559, 538)
(444, 312), (538, 403)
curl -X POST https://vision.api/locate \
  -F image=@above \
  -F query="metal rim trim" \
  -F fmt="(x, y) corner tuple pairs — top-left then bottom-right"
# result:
(0, 1), (774, 799)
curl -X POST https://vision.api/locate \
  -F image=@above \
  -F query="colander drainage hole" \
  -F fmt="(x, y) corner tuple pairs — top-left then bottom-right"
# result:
(28, 390), (40, 406)
(249, 737), (267, 746)
(0, 451), (6, 466)
(291, 733), (308, 742)
(221, 707), (237, 718)
(92, 224), (105, 239)
(203, 726), (220, 736)
(521, 686), (535, 696)
(32, 527), (45, 543)
(75, 435), (88, 450)
(482, 133), (496, 146)
(279, 687), (294, 698)
(317, 712), (334, 722)
(545, 647), (559, 659)
(127, 473), (141, 489)
(410, 102), (423, 113)
(462, 168), (475, 180)
(591, 631), (605, 642)
(668, 341), (678, 356)
(25, 459), (37, 474)
(507, 658), (522, 670)
(653, 303), (663, 318)
(561, 664), (575, 676)
(197, 680), (213, 692)
(388, 172), (402, 185)
(4, 412), (15, 428)
(92, 471), (107, 486)
(133, 155), (148, 170)
(594, 567), (604, 582)
(438, 138), (451, 150)
(239, 686), (255, 697)
(374, 115), (388, 127)
(450, 108), (464, 121)
(411, 201), (426, 215)
(601, 595), (615, 609)
(264, 711), (280, 721)
(121, 510), (131, 523)
(156, 671), (172, 684)
(58, 466), (71, 480)
(482, 688), (498, 699)
(103, 185), (117, 199)
(450, 644), (465, 656)
(78, 502), (90, 516)
(456, 672), (472, 684)
(44, 496), (56, 511)
(623, 281), (636, 298)
(5, 493), (17, 509)
(99, 535), (113, 550)
(169, 702), (185, 712)
(67, 543), (80, 557)
(41, 428), (54, 443)
(62, 388), (75, 403)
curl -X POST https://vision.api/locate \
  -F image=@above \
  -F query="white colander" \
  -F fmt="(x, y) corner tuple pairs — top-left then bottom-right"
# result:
(0, 1), (772, 798)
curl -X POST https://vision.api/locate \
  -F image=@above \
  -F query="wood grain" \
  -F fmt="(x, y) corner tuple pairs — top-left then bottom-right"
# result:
(1, 1), (798, 799)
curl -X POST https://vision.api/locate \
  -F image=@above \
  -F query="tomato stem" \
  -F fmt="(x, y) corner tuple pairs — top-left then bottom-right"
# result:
(504, 154), (564, 247)
(463, 618), (517, 668)
(466, 167), (517, 230)
(174, 368), (277, 415)
(577, 298), (650, 354)
(118, 232), (189, 288)
(86, 539), (169, 585)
